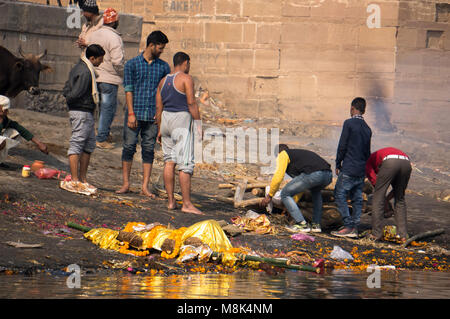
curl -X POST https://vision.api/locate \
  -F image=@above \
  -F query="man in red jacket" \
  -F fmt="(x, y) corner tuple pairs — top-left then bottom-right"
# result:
(366, 147), (412, 242)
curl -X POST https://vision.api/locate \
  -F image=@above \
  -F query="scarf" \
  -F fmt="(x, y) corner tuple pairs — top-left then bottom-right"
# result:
(81, 54), (99, 107)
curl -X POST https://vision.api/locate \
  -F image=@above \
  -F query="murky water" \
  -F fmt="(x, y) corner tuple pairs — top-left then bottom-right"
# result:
(1, 270), (449, 299)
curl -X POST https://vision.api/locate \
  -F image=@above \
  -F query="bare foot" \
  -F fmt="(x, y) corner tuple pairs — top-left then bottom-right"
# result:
(181, 204), (204, 215)
(141, 187), (156, 199)
(168, 199), (178, 210)
(116, 185), (130, 194)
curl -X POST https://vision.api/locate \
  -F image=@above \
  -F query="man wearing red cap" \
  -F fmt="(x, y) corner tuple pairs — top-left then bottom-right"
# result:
(86, 8), (125, 149)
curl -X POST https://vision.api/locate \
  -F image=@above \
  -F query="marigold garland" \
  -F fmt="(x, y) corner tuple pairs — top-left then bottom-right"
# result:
(140, 225), (166, 249)
(161, 227), (187, 259)
(123, 222), (146, 233)
(119, 242), (149, 257)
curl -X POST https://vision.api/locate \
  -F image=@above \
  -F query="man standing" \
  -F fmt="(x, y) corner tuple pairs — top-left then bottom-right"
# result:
(62, 44), (105, 195)
(366, 147), (412, 242)
(155, 52), (203, 215)
(76, 0), (103, 51)
(116, 31), (170, 197)
(260, 144), (332, 233)
(331, 97), (372, 238)
(88, 8), (125, 149)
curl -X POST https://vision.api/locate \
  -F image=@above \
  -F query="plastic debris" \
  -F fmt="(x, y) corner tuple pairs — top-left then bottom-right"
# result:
(330, 245), (354, 261)
(34, 168), (62, 179)
(291, 233), (315, 242)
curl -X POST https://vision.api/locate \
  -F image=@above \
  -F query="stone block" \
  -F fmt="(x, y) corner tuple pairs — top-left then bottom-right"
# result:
(254, 49), (279, 70)
(281, 23), (328, 45)
(216, 0), (241, 16)
(396, 28), (419, 49)
(256, 24), (281, 44)
(356, 50), (396, 73)
(278, 74), (320, 100)
(377, 1), (400, 27)
(193, 51), (227, 73)
(257, 98), (279, 118)
(253, 76), (279, 96)
(358, 27), (397, 49)
(227, 49), (254, 71)
(243, 23), (256, 43)
(317, 74), (355, 99)
(310, 1), (355, 19)
(326, 24), (358, 49)
(279, 48), (316, 72)
(278, 76), (302, 99)
(281, 1), (310, 17)
(205, 23), (242, 42)
(243, 0), (281, 17)
(315, 50), (356, 72)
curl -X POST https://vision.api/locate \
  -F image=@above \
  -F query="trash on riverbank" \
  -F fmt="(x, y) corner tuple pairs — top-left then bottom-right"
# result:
(330, 245), (354, 261)
(291, 233), (315, 242)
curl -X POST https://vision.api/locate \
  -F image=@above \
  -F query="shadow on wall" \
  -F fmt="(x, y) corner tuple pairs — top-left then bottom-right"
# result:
(366, 81), (397, 133)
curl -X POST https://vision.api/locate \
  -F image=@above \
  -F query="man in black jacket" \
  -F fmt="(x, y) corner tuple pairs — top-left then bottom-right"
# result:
(332, 97), (372, 238)
(62, 44), (104, 195)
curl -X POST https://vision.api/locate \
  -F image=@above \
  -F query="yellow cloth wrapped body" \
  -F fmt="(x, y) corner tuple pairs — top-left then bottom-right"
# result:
(83, 220), (236, 264)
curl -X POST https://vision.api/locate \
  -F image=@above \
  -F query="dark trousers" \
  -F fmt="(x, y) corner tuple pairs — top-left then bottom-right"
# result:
(372, 159), (412, 239)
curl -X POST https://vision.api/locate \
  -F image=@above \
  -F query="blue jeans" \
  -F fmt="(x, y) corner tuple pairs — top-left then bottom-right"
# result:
(121, 112), (158, 164)
(280, 170), (332, 224)
(334, 173), (365, 228)
(96, 83), (118, 142)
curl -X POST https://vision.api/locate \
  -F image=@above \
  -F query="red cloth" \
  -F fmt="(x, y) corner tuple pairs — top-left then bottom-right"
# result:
(365, 147), (408, 186)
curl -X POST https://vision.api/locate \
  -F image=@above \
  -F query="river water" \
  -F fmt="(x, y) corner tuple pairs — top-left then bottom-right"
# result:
(1, 269), (449, 299)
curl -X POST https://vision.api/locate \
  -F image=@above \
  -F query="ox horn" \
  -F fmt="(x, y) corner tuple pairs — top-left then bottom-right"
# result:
(37, 49), (47, 60)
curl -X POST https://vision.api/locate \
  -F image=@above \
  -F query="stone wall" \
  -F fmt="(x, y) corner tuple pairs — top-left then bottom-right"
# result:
(9, 1), (450, 141)
(393, 1), (450, 140)
(0, 0), (142, 113)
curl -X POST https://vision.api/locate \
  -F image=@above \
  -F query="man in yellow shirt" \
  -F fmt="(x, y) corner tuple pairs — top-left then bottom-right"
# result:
(261, 144), (332, 233)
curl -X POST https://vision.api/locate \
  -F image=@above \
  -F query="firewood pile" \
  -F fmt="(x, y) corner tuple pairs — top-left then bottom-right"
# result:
(218, 175), (374, 229)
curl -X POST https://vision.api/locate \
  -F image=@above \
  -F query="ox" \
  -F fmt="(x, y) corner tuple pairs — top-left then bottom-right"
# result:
(0, 46), (52, 98)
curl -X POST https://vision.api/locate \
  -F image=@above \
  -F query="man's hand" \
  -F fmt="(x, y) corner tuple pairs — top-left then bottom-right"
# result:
(260, 195), (272, 208)
(335, 168), (340, 176)
(127, 114), (137, 130)
(76, 37), (87, 49)
(37, 141), (48, 155)
(156, 131), (162, 145)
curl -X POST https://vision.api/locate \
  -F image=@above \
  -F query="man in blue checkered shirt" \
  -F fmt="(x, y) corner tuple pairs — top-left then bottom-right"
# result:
(117, 31), (170, 197)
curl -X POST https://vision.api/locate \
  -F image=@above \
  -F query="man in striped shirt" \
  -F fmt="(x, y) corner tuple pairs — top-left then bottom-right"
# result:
(116, 31), (170, 197)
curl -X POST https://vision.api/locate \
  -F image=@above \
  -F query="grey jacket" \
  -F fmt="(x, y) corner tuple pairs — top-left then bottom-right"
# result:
(63, 60), (96, 113)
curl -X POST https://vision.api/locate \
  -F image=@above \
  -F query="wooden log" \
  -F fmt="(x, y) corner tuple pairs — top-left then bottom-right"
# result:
(403, 228), (445, 248)
(234, 179), (248, 206)
(219, 182), (269, 190)
(251, 188), (265, 197)
(218, 183), (236, 189)
(234, 197), (263, 208)
(299, 206), (343, 229)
